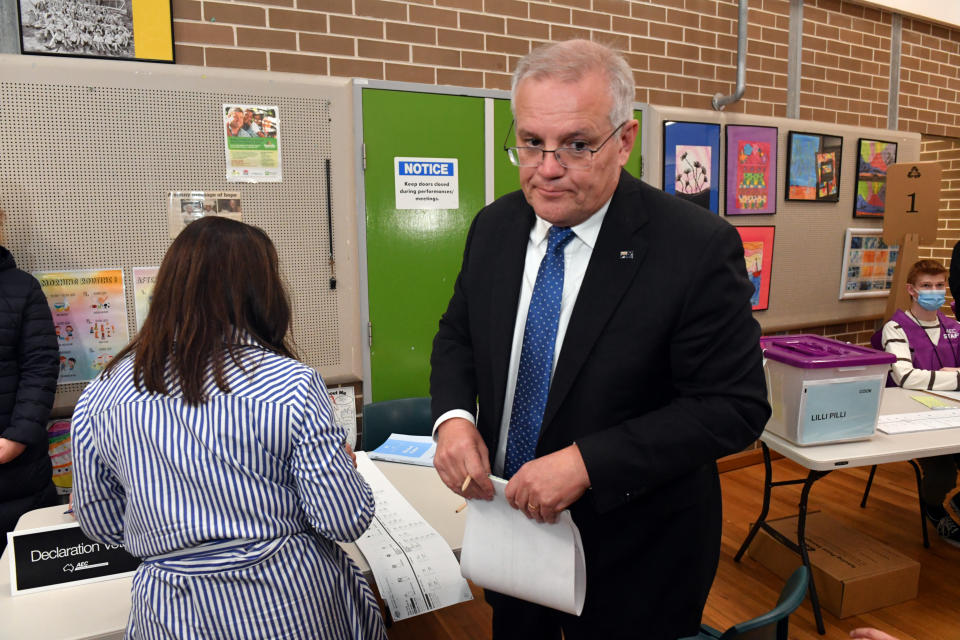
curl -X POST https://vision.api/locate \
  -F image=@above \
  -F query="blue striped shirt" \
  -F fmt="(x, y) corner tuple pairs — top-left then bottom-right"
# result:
(72, 342), (385, 639)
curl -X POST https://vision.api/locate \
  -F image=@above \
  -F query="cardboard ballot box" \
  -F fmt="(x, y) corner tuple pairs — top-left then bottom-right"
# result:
(748, 512), (920, 618)
(761, 335), (895, 446)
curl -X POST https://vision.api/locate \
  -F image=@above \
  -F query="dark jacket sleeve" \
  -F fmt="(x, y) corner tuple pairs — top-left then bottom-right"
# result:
(430, 212), (481, 423)
(6, 280), (59, 446)
(576, 221), (770, 512)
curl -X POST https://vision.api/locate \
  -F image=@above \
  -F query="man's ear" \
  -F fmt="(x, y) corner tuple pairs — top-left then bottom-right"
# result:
(617, 119), (639, 167)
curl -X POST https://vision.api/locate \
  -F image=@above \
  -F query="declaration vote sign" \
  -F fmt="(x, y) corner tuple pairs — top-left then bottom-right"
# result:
(8, 523), (140, 595)
(394, 157), (459, 210)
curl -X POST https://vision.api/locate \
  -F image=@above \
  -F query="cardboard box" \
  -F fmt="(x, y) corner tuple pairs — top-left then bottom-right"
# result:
(748, 512), (920, 618)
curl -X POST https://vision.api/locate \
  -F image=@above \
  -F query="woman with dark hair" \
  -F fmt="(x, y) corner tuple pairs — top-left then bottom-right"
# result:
(71, 217), (385, 639)
(0, 207), (60, 552)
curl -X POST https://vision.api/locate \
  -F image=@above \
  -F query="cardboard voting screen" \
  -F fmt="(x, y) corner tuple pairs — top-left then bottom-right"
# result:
(882, 162), (942, 246)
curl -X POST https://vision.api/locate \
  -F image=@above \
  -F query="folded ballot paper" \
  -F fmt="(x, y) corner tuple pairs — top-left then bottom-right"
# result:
(459, 476), (586, 615)
(366, 434), (436, 466)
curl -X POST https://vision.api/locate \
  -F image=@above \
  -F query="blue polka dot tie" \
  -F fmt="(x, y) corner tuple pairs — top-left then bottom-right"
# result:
(504, 225), (576, 478)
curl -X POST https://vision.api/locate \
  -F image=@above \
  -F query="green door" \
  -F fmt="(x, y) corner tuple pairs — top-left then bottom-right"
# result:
(362, 90), (485, 402)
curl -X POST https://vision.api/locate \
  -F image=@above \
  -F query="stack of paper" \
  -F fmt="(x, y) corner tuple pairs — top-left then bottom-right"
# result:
(459, 476), (586, 616)
(367, 434), (436, 466)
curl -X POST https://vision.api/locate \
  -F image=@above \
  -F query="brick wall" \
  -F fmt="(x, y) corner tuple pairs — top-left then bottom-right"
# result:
(167, 0), (960, 348)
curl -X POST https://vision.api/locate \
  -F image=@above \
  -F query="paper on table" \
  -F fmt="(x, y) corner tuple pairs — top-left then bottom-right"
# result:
(910, 394), (954, 409)
(877, 408), (960, 434)
(459, 476), (586, 616)
(353, 453), (472, 621)
(366, 434), (436, 466)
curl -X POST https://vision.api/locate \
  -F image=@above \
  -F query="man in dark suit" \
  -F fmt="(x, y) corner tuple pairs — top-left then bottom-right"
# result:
(430, 39), (770, 640)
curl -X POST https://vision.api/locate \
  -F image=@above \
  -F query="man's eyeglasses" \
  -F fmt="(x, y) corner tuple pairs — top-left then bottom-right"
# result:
(503, 121), (627, 170)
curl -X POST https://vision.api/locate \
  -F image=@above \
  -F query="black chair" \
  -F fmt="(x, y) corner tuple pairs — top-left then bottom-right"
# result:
(360, 397), (432, 451)
(684, 566), (809, 640)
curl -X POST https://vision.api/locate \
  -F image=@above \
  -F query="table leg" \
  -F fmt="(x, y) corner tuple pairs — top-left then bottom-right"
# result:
(907, 460), (930, 548)
(859, 465), (877, 508)
(734, 442), (774, 562)
(797, 470), (830, 635)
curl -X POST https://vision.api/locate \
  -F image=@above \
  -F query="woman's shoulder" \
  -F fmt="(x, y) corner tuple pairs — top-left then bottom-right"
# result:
(229, 347), (320, 400)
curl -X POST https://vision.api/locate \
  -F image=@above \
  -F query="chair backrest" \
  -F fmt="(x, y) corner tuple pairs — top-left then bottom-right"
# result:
(361, 397), (433, 451)
(869, 329), (898, 388)
(720, 566), (809, 640)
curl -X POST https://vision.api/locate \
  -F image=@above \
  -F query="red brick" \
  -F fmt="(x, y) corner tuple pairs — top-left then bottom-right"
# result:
(174, 43), (203, 65)
(300, 33), (354, 55)
(385, 62), (435, 83)
(172, 0), (201, 21)
(270, 51), (327, 74)
(205, 47), (267, 69)
(408, 5), (456, 27)
(269, 9), (327, 33)
(386, 22), (436, 44)
(174, 21), (234, 45)
(461, 12), (505, 33)
(412, 45), (459, 67)
(438, 28), (483, 49)
(355, 0), (406, 21)
(330, 16), (383, 38)
(357, 38), (409, 60)
(329, 57), (384, 79)
(203, 2), (265, 26)
(237, 27), (296, 49)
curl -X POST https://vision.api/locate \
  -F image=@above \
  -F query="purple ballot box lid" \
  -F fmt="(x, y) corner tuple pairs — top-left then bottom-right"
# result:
(760, 334), (895, 369)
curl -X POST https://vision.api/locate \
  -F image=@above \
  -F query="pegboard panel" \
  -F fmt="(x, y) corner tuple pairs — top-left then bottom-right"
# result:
(0, 55), (363, 412)
(644, 105), (921, 332)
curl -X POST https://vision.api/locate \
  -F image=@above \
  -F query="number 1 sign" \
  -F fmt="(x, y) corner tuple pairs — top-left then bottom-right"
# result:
(881, 162), (942, 247)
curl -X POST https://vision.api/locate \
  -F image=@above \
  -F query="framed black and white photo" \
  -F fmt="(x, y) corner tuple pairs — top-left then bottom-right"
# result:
(17, 0), (174, 62)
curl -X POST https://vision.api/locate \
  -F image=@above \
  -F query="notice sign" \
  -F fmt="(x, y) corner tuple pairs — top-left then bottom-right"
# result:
(395, 157), (459, 210)
(8, 523), (140, 595)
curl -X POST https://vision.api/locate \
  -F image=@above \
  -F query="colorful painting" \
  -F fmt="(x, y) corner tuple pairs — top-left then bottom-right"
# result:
(854, 138), (898, 218)
(839, 228), (899, 299)
(725, 125), (777, 215)
(786, 131), (843, 202)
(663, 121), (721, 214)
(734, 226), (775, 311)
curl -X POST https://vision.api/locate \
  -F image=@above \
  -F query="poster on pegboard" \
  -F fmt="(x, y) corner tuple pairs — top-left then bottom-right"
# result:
(34, 269), (130, 384)
(47, 420), (72, 495)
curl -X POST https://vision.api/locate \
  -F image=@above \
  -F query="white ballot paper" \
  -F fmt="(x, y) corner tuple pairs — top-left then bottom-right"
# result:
(354, 452), (472, 621)
(877, 408), (960, 434)
(460, 476), (586, 615)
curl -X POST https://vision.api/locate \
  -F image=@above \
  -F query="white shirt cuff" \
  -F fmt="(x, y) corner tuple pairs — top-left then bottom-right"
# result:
(433, 409), (476, 441)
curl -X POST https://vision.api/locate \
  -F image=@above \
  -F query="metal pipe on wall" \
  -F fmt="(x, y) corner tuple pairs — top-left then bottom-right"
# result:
(713, 0), (749, 111)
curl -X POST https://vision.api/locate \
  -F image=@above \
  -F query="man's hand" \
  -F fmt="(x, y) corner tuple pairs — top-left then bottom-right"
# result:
(434, 417), (494, 500)
(0, 438), (26, 464)
(849, 628), (902, 640)
(504, 444), (591, 524)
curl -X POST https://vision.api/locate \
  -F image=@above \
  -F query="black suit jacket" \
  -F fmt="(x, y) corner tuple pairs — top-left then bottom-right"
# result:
(430, 170), (769, 637)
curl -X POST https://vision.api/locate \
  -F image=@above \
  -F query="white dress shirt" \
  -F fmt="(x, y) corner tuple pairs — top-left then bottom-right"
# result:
(434, 200), (610, 476)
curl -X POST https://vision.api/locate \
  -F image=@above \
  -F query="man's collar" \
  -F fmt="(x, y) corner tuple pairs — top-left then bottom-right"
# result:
(530, 198), (612, 249)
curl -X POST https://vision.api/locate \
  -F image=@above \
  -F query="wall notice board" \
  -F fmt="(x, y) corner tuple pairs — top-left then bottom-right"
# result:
(0, 55), (362, 411)
(645, 106), (921, 332)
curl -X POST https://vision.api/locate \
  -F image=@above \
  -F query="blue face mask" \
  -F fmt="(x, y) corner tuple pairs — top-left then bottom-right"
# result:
(917, 290), (946, 311)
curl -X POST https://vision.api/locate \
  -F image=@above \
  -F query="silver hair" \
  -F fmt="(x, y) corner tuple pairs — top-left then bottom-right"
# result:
(511, 39), (635, 126)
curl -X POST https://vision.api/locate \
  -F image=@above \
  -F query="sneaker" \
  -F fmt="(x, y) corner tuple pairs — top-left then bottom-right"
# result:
(925, 503), (947, 525)
(936, 515), (960, 549)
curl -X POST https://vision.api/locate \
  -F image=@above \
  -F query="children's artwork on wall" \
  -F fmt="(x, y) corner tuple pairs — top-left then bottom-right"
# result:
(839, 228), (899, 299)
(785, 131), (843, 202)
(734, 226), (775, 311)
(725, 125), (777, 215)
(663, 121), (721, 214)
(853, 138), (898, 218)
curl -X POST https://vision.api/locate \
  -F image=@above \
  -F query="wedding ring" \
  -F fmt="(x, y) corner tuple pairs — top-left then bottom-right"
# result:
(527, 503), (539, 511)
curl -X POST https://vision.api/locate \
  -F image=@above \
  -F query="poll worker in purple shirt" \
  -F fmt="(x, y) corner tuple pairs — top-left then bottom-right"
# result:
(881, 258), (960, 547)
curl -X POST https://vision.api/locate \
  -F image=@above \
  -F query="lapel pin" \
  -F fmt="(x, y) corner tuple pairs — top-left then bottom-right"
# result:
(618, 250), (634, 260)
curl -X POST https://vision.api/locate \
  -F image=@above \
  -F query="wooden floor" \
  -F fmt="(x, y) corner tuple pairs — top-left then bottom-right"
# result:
(386, 458), (960, 639)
